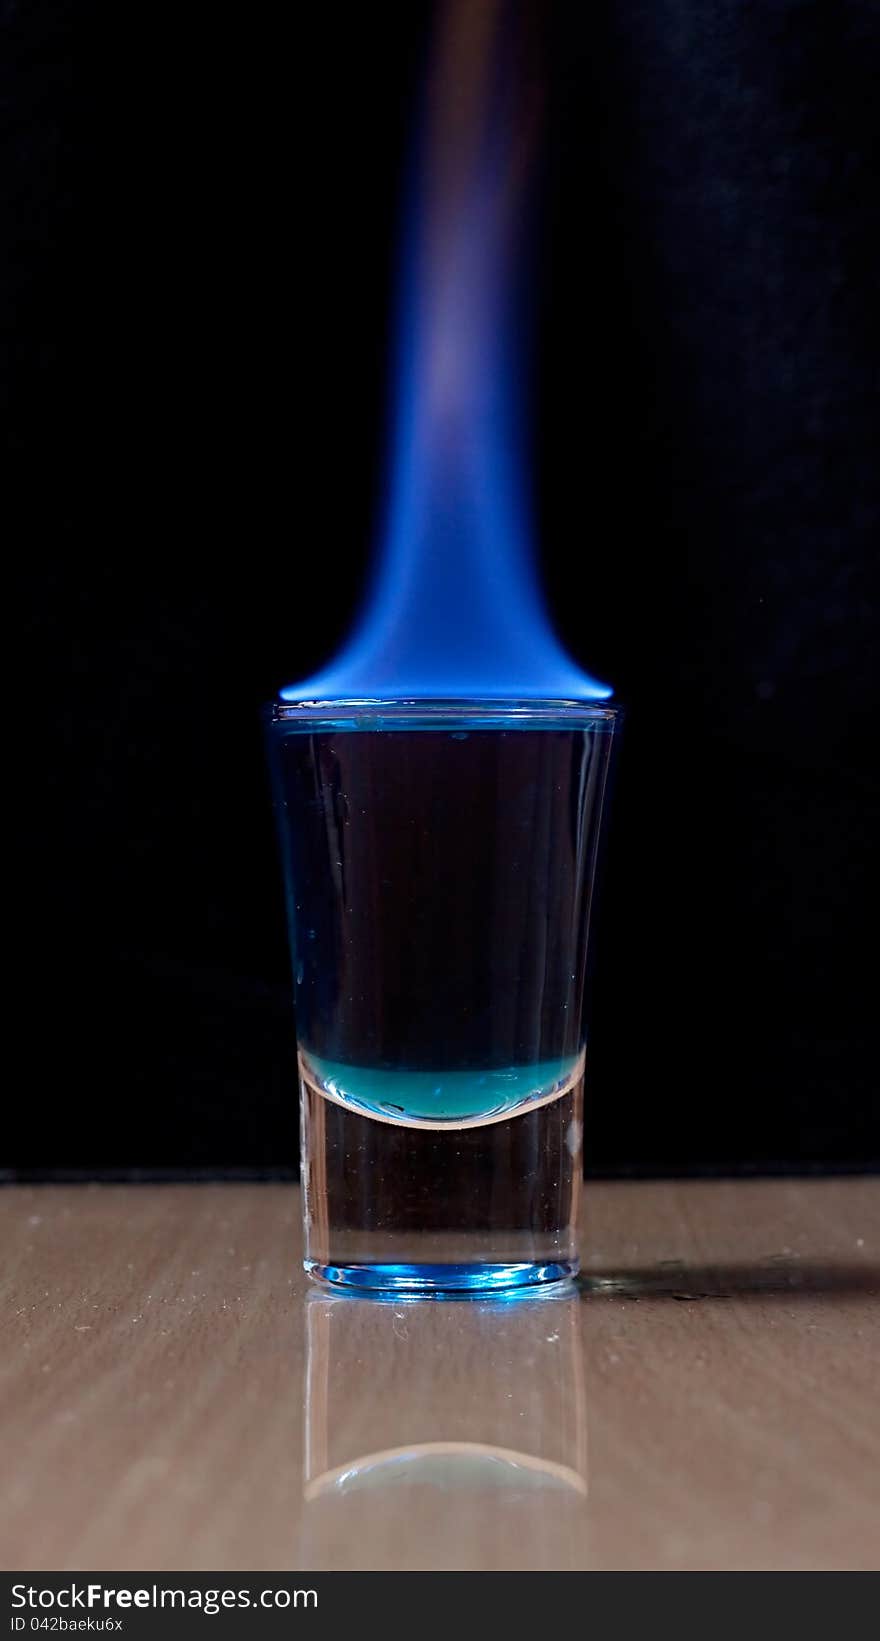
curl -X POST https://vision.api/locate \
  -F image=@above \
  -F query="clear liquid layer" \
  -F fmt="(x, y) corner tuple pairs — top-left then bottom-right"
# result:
(272, 727), (612, 1078)
(300, 1055), (583, 1294)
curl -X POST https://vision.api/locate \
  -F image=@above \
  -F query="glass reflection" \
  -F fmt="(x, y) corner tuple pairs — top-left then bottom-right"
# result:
(300, 1286), (588, 1571)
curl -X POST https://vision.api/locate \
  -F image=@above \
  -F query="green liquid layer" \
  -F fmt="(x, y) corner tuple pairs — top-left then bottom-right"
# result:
(300, 1052), (583, 1126)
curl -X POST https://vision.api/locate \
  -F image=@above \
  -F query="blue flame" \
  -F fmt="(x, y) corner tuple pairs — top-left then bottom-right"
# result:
(282, 2), (611, 704)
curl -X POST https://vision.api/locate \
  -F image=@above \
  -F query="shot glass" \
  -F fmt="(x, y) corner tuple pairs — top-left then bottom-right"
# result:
(266, 698), (619, 1295)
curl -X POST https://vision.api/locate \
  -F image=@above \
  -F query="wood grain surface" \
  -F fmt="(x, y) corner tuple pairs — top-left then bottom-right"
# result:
(1, 1178), (877, 1571)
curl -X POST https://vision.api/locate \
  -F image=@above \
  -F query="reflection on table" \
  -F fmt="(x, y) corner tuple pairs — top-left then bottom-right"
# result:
(301, 1284), (588, 1570)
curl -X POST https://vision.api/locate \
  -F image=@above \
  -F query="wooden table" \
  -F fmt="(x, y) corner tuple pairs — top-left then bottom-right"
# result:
(1, 1179), (877, 1571)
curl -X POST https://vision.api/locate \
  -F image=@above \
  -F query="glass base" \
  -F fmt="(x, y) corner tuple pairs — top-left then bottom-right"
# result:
(305, 1258), (579, 1297)
(299, 1053), (584, 1294)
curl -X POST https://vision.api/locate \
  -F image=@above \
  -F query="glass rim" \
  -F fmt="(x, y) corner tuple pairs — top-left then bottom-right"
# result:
(268, 697), (622, 731)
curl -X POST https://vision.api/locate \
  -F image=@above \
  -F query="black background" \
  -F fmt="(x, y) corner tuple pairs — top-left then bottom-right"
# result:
(4, 1), (877, 1177)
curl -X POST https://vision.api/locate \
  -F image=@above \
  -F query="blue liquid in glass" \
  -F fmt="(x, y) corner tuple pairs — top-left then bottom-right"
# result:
(301, 1052), (583, 1126)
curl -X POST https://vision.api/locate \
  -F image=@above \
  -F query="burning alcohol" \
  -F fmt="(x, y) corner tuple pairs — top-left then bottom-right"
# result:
(266, 3), (619, 1292)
